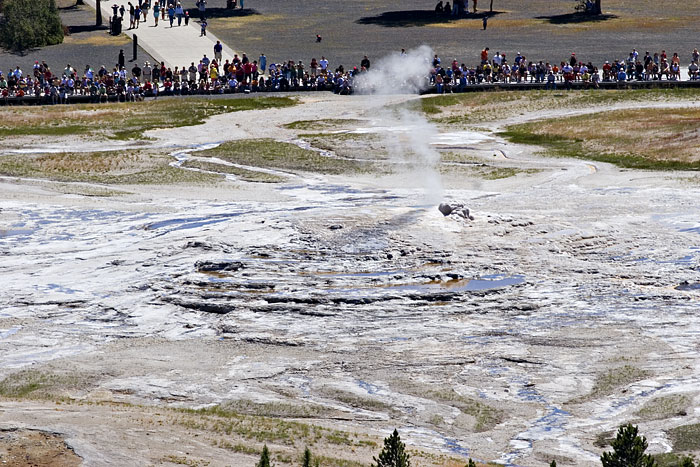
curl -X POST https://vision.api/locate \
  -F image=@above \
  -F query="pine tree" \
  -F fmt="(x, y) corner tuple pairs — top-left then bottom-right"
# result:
(302, 447), (312, 467)
(257, 444), (271, 467)
(680, 457), (695, 467)
(466, 459), (477, 467)
(550, 461), (557, 467)
(372, 429), (410, 467)
(601, 424), (656, 467)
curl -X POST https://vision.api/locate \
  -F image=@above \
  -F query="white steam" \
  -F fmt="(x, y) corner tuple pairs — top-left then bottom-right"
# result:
(381, 109), (443, 206)
(357, 45), (443, 205)
(354, 45), (433, 95)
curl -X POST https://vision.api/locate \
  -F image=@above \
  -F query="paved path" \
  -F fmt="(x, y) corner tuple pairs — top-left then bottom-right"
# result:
(82, 0), (237, 69)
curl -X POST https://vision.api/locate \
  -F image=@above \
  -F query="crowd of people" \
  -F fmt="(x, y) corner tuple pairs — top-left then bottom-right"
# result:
(430, 48), (700, 93)
(109, 0), (247, 32)
(434, 0), (482, 16)
(109, 0), (191, 31)
(1, 47), (699, 103)
(0, 51), (358, 103)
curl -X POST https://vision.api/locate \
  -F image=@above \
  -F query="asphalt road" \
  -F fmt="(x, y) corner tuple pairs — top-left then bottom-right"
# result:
(204, 0), (700, 70)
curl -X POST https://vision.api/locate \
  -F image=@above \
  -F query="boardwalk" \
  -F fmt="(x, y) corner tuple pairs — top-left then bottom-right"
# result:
(82, 0), (237, 69)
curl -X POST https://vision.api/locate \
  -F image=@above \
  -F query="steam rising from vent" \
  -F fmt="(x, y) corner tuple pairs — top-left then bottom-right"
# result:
(354, 45), (434, 95)
(357, 46), (443, 205)
(380, 109), (443, 206)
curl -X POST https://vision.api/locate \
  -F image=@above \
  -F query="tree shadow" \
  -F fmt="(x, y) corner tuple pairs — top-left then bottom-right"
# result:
(3, 49), (36, 57)
(356, 9), (503, 27)
(536, 12), (617, 24)
(67, 24), (110, 34)
(185, 7), (260, 19)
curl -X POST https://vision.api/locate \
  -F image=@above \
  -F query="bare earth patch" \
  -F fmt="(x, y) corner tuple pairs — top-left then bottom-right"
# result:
(0, 429), (81, 467)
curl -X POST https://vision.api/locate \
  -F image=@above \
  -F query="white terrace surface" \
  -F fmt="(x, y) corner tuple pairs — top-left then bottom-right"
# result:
(83, 0), (237, 69)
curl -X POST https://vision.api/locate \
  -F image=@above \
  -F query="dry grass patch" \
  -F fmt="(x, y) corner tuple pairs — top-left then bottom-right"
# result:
(299, 132), (388, 163)
(502, 108), (700, 170)
(667, 423), (700, 452)
(420, 89), (700, 126)
(635, 394), (691, 421)
(0, 368), (93, 400)
(181, 159), (287, 183)
(424, 389), (505, 432)
(0, 96), (297, 141)
(284, 119), (363, 131)
(571, 365), (651, 403)
(431, 18), (540, 29)
(552, 15), (694, 33)
(0, 151), (222, 185)
(316, 387), (396, 414)
(64, 33), (131, 46)
(195, 138), (370, 174)
(209, 14), (284, 28)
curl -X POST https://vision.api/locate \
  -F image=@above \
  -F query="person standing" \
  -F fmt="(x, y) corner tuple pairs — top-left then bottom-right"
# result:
(118, 49), (125, 68)
(480, 47), (489, 64)
(131, 62), (142, 81)
(153, 2), (160, 26)
(143, 61), (152, 82)
(175, 2), (184, 25)
(197, 0), (206, 21)
(259, 53), (266, 75)
(360, 55), (370, 70)
(128, 2), (135, 29)
(482, 15), (487, 30)
(200, 19), (207, 36)
(214, 41), (223, 62)
(168, 4), (175, 26)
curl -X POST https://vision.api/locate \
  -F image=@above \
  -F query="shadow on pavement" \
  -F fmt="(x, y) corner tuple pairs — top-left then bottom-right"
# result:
(185, 7), (260, 20)
(357, 9), (503, 27)
(536, 12), (617, 24)
(67, 24), (110, 34)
